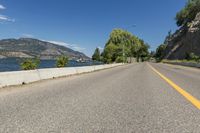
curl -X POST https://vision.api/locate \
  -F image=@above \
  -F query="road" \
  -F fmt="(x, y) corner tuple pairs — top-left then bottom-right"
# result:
(0, 63), (200, 132)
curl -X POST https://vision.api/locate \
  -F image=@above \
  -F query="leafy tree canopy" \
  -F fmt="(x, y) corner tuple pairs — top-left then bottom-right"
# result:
(176, 0), (200, 27)
(155, 44), (167, 62)
(92, 48), (101, 61)
(101, 29), (149, 63)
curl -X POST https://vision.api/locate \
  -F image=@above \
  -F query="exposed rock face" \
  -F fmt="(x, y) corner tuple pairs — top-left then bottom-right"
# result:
(164, 12), (200, 60)
(0, 38), (90, 60)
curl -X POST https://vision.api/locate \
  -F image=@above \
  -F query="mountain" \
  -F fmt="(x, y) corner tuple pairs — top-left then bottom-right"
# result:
(163, 12), (200, 60)
(0, 38), (90, 60)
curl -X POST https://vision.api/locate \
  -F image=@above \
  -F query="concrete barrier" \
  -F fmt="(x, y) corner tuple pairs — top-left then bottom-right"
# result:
(0, 63), (123, 88)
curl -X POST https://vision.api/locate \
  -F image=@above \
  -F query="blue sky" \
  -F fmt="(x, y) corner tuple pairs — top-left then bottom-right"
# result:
(0, 0), (187, 57)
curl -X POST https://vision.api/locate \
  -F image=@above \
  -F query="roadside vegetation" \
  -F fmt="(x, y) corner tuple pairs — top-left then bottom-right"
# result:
(176, 0), (200, 27)
(162, 59), (200, 65)
(154, 44), (167, 62)
(20, 58), (40, 70)
(56, 56), (69, 68)
(92, 48), (101, 61)
(154, 0), (200, 63)
(161, 53), (200, 64)
(92, 29), (150, 63)
(155, 46), (200, 64)
(185, 53), (200, 62)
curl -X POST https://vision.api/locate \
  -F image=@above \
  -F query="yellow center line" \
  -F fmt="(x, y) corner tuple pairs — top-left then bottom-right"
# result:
(147, 63), (200, 110)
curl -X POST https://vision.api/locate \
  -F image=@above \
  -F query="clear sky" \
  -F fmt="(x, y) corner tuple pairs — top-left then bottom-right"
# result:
(0, 0), (187, 57)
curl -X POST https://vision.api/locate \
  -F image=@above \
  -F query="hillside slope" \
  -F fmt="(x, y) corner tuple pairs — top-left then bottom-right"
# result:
(0, 38), (89, 60)
(164, 12), (200, 60)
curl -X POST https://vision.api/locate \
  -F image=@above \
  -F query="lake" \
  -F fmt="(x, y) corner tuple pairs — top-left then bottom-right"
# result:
(0, 58), (103, 72)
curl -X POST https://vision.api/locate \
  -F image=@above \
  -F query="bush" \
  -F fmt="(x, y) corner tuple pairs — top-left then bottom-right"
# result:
(187, 53), (200, 62)
(56, 56), (69, 68)
(20, 58), (40, 70)
(162, 59), (200, 64)
(115, 56), (124, 63)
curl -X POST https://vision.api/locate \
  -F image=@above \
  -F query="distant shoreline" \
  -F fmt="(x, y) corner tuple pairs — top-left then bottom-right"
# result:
(0, 58), (102, 72)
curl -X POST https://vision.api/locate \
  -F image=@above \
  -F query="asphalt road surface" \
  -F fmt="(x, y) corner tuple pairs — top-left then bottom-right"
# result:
(0, 63), (200, 133)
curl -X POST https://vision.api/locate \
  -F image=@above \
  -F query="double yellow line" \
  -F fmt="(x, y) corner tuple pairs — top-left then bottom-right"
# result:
(148, 63), (200, 110)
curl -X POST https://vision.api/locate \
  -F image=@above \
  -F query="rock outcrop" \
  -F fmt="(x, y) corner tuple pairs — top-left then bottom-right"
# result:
(164, 12), (200, 59)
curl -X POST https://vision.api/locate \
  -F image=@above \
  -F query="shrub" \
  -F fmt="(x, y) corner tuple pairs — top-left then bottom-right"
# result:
(186, 53), (200, 62)
(56, 56), (69, 68)
(115, 56), (124, 63)
(20, 58), (40, 70)
(190, 53), (200, 62)
(162, 59), (200, 64)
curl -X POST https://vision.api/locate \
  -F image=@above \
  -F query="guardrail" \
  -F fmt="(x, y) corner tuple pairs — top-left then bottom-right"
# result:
(0, 63), (123, 88)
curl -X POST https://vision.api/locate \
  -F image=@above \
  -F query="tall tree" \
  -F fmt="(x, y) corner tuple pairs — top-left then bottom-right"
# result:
(92, 48), (101, 61)
(155, 44), (167, 62)
(102, 29), (149, 63)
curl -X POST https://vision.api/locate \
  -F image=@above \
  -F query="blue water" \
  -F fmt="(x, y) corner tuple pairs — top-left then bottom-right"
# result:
(0, 58), (103, 72)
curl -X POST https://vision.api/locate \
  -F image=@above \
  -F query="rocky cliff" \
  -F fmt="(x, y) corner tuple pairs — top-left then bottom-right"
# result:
(0, 38), (90, 60)
(164, 12), (200, 60)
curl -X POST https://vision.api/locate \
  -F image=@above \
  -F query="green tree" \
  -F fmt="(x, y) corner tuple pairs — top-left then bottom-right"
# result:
(102, 29), (149, 63)
(131, 39), (149, 62)
(102, 43), (118, 63)
(92, 48), (101, 61)
(115, 56), (124, 63)
(176, 0), (200, 27)
(155, 44), (167, 62)
(138, 43), (150, 62)
(56, 56), (69, 68)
